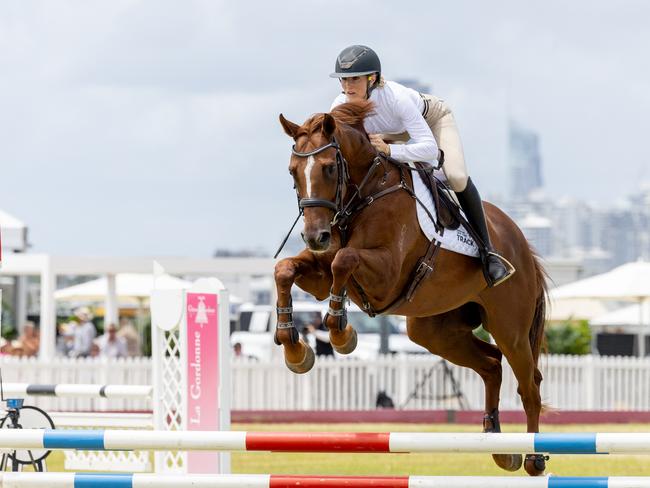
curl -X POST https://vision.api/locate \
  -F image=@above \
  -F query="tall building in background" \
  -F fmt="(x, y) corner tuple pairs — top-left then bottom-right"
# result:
(509, 121), (543, 199)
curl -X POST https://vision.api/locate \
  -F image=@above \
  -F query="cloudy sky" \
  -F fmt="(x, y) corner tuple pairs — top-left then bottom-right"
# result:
(2, 1), (649, 257)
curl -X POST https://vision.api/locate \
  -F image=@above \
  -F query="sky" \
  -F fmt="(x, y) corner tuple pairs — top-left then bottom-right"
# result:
(1, 0), (649, 257)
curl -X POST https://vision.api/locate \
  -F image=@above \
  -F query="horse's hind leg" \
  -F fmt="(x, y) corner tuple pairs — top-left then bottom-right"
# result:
(490, 319), (545, 476)
(406, 307), (523, 472)
(274, 250), (331, 374)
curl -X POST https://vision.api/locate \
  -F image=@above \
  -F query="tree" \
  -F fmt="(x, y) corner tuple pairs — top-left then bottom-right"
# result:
(545, 320), (591, 355)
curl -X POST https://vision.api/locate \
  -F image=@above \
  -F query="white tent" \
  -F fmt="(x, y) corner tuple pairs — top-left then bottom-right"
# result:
(546, 296), (613, 322)
(552, 260), (650, 355)
(54, 273), (193, 330)
(54, 273), (191, 302)
(591, 302), (650, 328)
(552, 260), (650, 300)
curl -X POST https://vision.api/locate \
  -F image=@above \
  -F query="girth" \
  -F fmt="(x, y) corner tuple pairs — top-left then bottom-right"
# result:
(349, 237), (442, 317)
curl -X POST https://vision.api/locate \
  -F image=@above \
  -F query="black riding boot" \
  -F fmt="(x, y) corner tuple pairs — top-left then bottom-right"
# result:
(456, 178), (515, 287)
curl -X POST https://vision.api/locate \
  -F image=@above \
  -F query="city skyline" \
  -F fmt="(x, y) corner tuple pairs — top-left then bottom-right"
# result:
(2, 1), (649, 257)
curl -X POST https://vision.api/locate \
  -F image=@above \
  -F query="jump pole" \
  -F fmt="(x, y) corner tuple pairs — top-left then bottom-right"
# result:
(1, 431), (650, 455)
(0, 384), (152, 399)
(0, 473), (648, 488)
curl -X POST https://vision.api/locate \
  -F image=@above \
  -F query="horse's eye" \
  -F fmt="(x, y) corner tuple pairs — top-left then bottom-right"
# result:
(323, 164), (336, 177)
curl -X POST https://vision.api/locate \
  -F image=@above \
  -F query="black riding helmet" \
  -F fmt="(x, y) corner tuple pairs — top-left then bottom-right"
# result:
(330, 45), (381, 98)
(330, 45), (381, 78)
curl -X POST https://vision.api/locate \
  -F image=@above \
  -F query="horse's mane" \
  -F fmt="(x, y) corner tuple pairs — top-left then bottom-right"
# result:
(300, 100), (374, 138)
(330, 100), (374, 131)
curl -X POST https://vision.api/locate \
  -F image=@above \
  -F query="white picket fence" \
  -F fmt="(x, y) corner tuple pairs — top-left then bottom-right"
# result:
(1, 353), (650, 412)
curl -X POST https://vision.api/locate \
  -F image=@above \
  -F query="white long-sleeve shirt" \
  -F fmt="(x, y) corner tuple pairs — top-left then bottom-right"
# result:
(331, 80), (438, 164)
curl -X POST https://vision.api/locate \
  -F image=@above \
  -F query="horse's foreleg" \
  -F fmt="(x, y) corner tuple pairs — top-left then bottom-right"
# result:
(324, 247), (363, 354)
(274, 252), (329, 374)
(325, 247), (395, 353)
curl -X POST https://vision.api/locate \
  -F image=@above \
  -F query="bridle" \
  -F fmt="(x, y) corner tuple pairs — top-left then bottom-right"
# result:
(273, 137), (350, 258)
(291, 138), (350, 214)
(273, 134), (443, 260)
(274, 122), (450, 318)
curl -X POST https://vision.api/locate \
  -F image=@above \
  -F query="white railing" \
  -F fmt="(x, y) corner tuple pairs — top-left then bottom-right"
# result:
(0, 356), (152, 411)
(2, 354), (650, 412)
(230, 354), (650, 412)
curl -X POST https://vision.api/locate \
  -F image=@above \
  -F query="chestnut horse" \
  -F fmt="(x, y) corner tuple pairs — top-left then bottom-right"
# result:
(274, 100), (549, 476)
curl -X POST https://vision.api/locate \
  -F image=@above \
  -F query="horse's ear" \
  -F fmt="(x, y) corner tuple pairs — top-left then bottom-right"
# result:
(279, 114), (299, 139)
(322, 113), (336, 137)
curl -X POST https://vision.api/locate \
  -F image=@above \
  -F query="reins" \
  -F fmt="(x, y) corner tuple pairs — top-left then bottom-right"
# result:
(274, 137), (445, 266)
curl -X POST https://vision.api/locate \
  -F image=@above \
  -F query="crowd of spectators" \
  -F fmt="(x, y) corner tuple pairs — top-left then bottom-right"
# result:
(1, 307), (144, 358)
(55, 308), (142, 358)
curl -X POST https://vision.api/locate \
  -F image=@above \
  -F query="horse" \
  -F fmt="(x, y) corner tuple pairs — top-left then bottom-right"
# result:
(274, 100), (549, 476)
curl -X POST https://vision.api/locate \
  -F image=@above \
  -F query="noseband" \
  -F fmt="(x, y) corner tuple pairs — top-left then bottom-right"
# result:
(291, 138), (350, 214)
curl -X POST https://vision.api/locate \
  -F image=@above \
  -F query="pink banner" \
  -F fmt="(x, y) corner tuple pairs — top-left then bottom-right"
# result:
(186, 292), (220, 473)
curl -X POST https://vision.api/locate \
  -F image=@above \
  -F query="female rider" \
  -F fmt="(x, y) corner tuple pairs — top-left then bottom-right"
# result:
(330, 45), (513, 287)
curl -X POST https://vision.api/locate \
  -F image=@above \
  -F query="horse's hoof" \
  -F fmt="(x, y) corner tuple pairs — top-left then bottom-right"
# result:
(333, 326), (357, 355)
(285, 341), (315, 374)
(492, 453), (523, 472)
(524, 454), (547, 476)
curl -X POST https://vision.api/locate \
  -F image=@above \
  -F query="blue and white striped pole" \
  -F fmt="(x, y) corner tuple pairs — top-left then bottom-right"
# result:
(1, 430), (650, 454)
(0, 473), (649, 488)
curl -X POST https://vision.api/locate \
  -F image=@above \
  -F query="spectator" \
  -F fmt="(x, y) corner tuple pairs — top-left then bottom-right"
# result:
(17, 321), (40, 357)
(56, 322), (75, 356)
(96, 323), (128, 358)
(116, 318), (141, 357)
(232, 341), (256, 360)
(304, 312), (334, 357)
(69, 307), (96, 358)
(0, 337), (10, 355)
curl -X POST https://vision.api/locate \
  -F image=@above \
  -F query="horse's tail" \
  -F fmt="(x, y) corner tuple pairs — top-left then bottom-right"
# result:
(529, 251), (549, 366)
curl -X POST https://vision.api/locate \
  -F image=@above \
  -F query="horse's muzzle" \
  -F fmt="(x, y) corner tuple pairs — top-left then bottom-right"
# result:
(302, 229), (331, 252)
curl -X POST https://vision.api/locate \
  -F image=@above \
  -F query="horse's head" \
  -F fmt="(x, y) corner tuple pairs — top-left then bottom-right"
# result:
(279, 101), (375, 253)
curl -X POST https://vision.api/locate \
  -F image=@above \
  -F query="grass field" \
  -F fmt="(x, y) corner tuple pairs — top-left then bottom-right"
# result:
(40, 423), (650, 477)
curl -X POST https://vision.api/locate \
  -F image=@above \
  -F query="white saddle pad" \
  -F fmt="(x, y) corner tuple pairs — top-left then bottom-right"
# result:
(411, 167), (480, 258)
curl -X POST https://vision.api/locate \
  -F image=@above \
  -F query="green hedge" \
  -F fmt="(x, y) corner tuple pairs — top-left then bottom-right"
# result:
(474, 321), (591, 355)
(545, 320), (591, 355)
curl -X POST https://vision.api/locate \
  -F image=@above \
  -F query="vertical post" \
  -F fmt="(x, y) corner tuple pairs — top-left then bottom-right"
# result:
(150, 291), (164, 473)
(39, 256), (56, 361)
(151, 268), (185, 474)
(16, 276), (28, 334)
(218, 288), (231, 472)
(584, 354), (595, 410)
(105, 274), (118, 329)
(638, 298), (646, 357)
(185, 285), (230, 474)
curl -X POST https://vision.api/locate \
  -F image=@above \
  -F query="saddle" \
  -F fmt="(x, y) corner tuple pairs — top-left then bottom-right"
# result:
(412, 161), (461, 231)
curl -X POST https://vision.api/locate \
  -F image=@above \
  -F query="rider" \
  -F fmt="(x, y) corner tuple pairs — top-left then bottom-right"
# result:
(329, 45), (514, 287)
